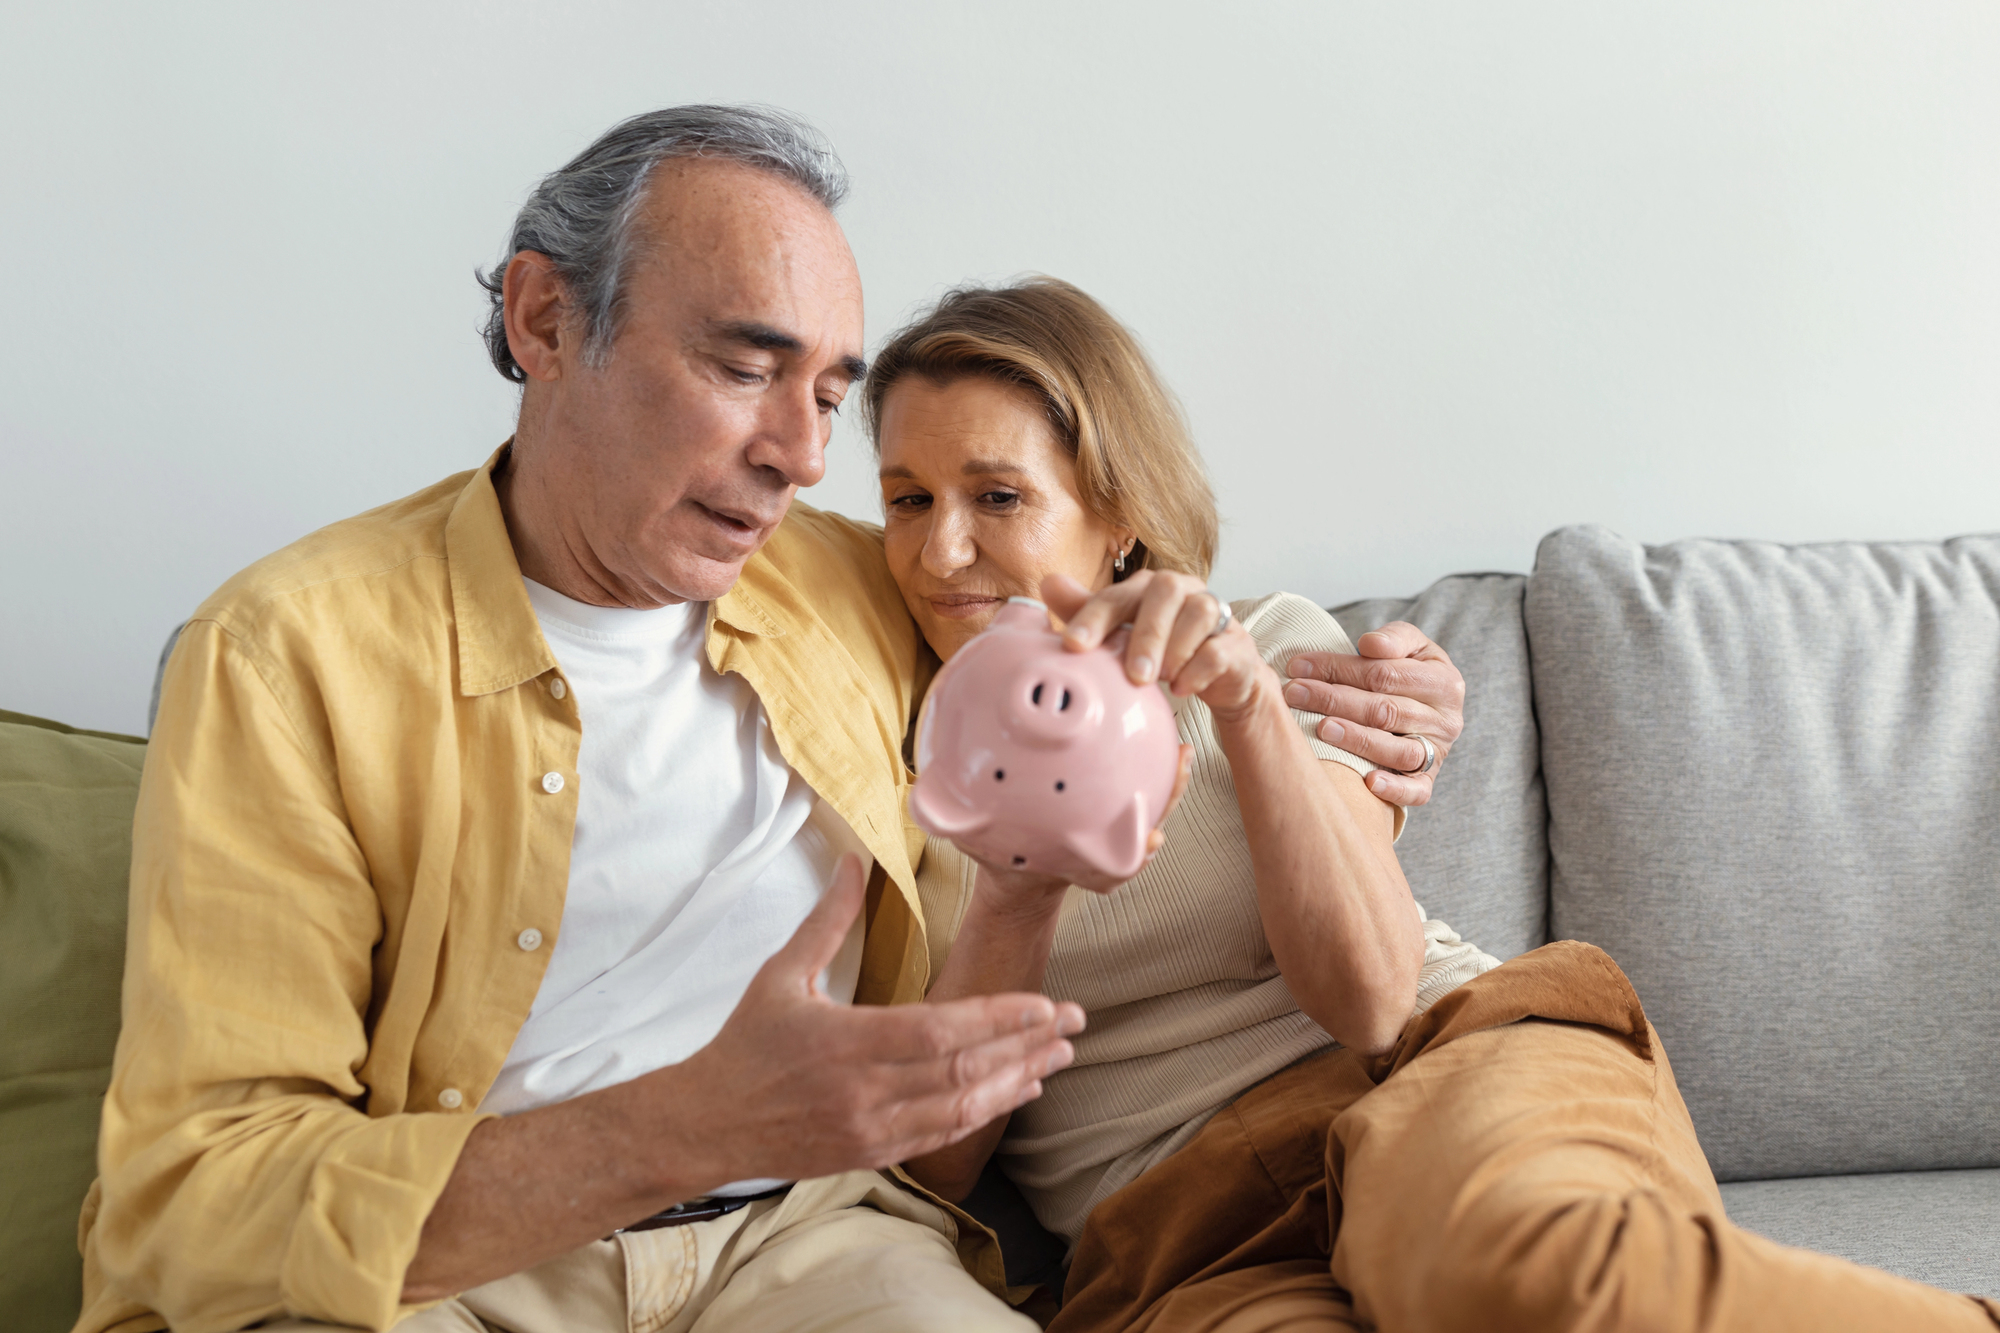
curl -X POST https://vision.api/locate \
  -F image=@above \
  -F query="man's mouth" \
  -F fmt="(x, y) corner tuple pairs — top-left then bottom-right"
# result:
(692, 500), (776, 546)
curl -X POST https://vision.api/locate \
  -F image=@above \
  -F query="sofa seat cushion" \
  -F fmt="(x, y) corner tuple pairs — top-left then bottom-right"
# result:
(0, 710), (145, 1333)
(1721, 1169), (2000, 1298)
(1526, 526), (2000, 1182)
(1333, 572), (1547, 962)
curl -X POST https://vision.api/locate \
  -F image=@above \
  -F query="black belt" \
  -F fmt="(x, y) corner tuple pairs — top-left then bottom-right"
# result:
(613, 1182), (793, 1235)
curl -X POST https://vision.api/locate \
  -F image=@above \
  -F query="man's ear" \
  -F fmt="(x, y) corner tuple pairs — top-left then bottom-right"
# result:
(502, 251), (570, 383)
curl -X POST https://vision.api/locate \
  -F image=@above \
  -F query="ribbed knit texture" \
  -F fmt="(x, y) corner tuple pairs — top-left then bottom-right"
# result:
(917, 592), (1501, 1244)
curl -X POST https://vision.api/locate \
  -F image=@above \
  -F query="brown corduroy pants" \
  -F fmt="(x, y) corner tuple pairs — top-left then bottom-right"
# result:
(1050, 942), (2000, 1333)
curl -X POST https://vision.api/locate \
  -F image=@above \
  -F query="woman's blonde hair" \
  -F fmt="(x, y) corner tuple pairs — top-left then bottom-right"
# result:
(861, 277), (1218, 581)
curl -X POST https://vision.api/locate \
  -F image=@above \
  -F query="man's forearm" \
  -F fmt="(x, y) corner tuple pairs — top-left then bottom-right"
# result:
(401, 1067), (717, 1303)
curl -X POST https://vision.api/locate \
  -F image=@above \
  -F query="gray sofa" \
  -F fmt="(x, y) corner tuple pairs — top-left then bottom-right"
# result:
(1329, 523), (2000, 1297)
(48, 522), (2000, 1320)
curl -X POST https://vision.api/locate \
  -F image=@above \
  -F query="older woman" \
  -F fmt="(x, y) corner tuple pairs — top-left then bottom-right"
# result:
(867, 280), (1986, 1333)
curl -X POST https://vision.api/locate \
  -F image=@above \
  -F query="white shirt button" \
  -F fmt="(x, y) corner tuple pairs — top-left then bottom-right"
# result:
(438, 1087), (464, 1110)
(541, 771), (565, 794)
(549, 677), (567, 700)
(517, 927), (543, 952)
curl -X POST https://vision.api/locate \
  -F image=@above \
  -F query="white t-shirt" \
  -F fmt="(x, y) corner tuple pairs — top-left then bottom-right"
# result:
(482, 579), (868, 1194)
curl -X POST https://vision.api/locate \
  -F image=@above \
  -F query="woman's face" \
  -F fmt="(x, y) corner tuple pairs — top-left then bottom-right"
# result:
(878, 376), (1131, 661)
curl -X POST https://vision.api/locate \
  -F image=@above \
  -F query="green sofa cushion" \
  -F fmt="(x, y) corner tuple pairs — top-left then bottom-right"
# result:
(0, 710), (145, 1333)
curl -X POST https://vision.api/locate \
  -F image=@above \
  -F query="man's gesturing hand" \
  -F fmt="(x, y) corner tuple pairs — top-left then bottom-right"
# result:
(655, 854), (1084, 1190)
(1281, 621), (1466, 808)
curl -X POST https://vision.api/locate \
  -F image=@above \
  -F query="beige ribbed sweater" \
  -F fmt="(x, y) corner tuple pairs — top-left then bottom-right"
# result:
(916, 592), (1501, 1245)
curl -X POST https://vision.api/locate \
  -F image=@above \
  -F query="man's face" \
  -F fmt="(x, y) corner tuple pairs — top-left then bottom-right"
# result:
(521, 158), (866, 605)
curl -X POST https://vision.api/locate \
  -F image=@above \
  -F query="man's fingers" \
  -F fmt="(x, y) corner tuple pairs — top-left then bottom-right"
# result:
(879, 1023), (1078, 1104)
(1287, 650), (1459, 704)
(1280, 677), (1443, 745)
(768, 853), (868, 990)
(882, 1043), (1076, 1157)
(1355, 620), (1451, 663)
(851, 990), (1075, 1064)
(1311, 715), (1435, 777)
(1364, 767), (1435, 809)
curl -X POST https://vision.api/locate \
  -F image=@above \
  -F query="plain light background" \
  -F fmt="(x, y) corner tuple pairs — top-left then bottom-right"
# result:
(4, 2), (1998, 735)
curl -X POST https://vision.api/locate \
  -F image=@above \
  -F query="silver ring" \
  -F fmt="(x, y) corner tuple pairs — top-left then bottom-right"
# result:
(1399, 733), (1438, 777)
(1206, 597), (1234, 640)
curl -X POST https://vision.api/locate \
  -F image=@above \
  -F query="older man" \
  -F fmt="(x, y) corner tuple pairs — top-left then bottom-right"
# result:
(76, 107), (1465, 1333)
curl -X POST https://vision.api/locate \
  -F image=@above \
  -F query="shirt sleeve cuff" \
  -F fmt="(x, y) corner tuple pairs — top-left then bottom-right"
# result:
(281, 1109), (493, 1328)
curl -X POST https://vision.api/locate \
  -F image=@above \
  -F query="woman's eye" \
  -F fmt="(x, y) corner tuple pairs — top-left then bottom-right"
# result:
(981, 490), (1021, 506)
(887, 493), (930, 511)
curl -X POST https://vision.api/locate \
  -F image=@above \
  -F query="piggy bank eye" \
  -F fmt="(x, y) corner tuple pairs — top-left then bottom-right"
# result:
(995, 769), (1006, 781)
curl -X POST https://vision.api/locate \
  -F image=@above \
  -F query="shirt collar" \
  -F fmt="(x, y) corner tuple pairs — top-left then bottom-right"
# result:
(446, 442), (797, 694)
(445, 444), (558, 697)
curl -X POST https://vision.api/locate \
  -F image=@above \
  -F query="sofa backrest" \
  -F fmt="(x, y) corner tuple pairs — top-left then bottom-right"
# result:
(1524, 525), (2000, 1181)
(1334, 572), (1550, 962)
(0, 711), (146, 1333)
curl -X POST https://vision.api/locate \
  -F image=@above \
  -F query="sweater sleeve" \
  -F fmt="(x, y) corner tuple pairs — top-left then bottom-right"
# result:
(1232, 591), (1407, 841)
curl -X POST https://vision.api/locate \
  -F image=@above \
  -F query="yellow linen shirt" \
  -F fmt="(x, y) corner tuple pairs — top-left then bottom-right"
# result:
(76, 452), (946, 1333)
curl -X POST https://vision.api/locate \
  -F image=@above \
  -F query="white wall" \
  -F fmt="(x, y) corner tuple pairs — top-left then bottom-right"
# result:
(5, 2), (1998, 735)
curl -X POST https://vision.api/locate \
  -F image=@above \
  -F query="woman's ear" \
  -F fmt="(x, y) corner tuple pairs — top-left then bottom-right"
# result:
(1110, 527), (1137, 573)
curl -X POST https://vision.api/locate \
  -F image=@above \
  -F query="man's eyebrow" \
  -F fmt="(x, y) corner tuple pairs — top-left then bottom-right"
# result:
(711, 321), (867, 383)
(713, 320), (802, 354)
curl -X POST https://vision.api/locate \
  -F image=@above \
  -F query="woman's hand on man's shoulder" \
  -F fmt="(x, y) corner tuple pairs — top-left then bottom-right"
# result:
(1281, 622), (1466, 808)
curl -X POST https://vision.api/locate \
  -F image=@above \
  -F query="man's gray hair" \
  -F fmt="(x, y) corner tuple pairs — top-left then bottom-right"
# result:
(477, 104), (849, 383)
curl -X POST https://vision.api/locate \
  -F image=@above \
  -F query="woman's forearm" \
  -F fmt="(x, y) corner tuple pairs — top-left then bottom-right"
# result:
(902, 877), (1069, 1201)
(1211, 672), (1423, 1054)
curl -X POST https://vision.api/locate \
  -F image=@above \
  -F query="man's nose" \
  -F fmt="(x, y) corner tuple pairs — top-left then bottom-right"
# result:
(746, 385), (827, 488)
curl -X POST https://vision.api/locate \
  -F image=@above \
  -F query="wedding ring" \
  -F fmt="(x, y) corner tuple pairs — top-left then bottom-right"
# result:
(1399, 732), (1438, 776)
(1206, 597), (1234, 640)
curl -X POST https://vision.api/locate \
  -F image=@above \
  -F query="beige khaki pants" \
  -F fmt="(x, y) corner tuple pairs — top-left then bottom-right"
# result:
(259, 1170), (1033, 1333)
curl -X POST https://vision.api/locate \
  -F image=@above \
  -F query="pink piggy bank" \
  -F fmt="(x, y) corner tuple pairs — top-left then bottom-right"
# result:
(910, 597), (1181, 882)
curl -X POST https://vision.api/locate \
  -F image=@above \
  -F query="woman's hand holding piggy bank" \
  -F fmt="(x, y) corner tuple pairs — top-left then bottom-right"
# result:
(911, 595), (1192, 894)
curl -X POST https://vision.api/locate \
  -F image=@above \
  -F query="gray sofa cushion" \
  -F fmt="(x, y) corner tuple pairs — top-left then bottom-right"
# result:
(1720, 1169), (2000, 1298)
(1526, 525), (2000, 1181)
(1333, 573), (1548, 962)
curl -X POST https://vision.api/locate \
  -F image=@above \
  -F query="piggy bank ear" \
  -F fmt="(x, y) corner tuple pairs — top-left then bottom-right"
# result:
(1064, 792), (1150, 881)
(910, 779), (993, 838)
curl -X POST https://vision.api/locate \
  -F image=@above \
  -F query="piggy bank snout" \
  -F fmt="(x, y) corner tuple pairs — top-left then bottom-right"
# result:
(1001, 662), (1103, 745)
